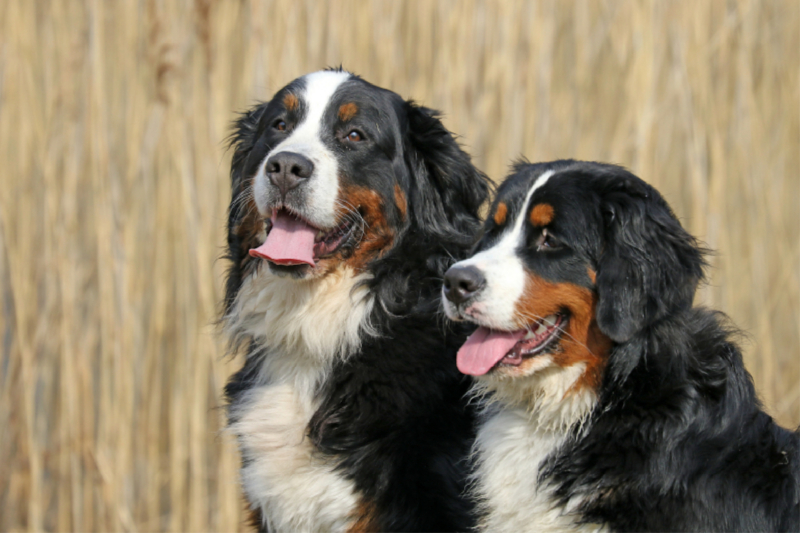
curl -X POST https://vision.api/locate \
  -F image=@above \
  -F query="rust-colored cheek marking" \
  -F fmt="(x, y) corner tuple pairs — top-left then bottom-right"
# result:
(283, 93), (299, 111)
(587, 267), (597, 285)
(530, 203), (555, 226)
(514, 273), (612, 394)
(336, 185), (395, 272)
(347, 498), (381, 533)
(393, 184), (407, 219)
(493, 202), (508, 226)
(338, 102), (358, 121)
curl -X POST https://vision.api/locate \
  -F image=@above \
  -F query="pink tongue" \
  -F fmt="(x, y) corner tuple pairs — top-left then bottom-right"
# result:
(248, 211), (317, 266)
(457, 327), (526, 376)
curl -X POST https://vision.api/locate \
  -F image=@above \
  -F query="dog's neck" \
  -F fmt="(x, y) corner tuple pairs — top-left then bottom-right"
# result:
(468, 353), (608, 532)
(471, 398), (606, 533)
(472, 361), (599, 433)
(225, 266), (376, 386)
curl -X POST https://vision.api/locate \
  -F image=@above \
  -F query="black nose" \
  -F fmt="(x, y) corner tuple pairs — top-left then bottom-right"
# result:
(266, 152), (314, 197)
(443, 265), (486, 305)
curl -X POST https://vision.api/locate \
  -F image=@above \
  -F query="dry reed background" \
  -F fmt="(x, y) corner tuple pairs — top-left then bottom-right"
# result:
(0, 0), (798, 531)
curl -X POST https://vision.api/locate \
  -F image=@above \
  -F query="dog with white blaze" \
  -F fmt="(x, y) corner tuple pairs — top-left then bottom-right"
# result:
(443, 160), (799, 532)
(222, 69), (489, 532)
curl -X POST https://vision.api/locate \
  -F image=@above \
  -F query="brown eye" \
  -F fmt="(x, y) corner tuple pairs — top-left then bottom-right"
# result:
(535, 228), (559, 252)
(347, 130), (363, 142)
(273, 120), (287, 131)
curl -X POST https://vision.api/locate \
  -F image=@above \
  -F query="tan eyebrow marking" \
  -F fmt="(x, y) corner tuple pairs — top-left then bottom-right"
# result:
(530, 203), (555, 226)
(283, 93), (299, 111)
(493, 202), (508, 225)
(338, 102), (358, 121)
(587, 267), (597, 284)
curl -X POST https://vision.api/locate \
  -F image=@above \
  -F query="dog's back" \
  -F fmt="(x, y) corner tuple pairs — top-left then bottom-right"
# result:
(551, 307), (800, 532)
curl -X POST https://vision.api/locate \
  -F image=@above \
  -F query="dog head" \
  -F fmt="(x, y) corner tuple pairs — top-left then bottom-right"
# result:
(226, 70), (488, 314)
(443, 160), (705, 410)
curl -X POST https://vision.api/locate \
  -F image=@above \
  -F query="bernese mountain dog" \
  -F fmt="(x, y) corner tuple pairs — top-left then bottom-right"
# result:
(222, 70), (489, 532)
(443, 160), (799, 532)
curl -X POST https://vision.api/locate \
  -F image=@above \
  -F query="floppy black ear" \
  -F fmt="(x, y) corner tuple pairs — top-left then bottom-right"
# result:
(595, 175), (707, 343)
(228, 103), (267, 197)
(402, 102), (490, 245)
(223, 103), (268, 313)
(364, 103), (488, 316)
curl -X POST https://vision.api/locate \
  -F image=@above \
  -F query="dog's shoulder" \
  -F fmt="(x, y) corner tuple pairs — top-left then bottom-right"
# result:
(552, 307), (800, 531)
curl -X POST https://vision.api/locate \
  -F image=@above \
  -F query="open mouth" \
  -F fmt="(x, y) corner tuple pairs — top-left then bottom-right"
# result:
(312, 216), (357, 260)
(249, 208), (358, 268)
(500, 314), (565, 366)
(456, 314), (567, 376)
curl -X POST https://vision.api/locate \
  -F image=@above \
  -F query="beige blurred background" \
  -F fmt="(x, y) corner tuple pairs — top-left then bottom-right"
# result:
(0, 1), (797, 531)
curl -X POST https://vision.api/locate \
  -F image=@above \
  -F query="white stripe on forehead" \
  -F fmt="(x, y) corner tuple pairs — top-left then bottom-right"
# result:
(277, 70), (351, 153)
(448, 169), (556, 331)
(299, 70), (352, 128)
(504, 169), (556, 245)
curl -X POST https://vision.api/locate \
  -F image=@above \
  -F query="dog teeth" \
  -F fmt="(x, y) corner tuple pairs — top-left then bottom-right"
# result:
(543, 315), (558, 327)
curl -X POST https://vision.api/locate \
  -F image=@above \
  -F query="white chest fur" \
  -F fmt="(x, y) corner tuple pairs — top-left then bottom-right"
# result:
(473, 406), (606, 533)
(225, 266), (375, 531)
(230, 382), (359, 532)
(226, 266), (375, 364)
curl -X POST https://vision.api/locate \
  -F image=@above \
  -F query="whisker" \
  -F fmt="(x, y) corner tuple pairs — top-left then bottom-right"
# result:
(230, 189), (256, 211)
(328, 198), (370, 246)
(516, 311), (597, 357)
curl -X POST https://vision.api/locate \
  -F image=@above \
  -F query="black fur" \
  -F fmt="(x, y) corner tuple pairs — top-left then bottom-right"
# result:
(223, 71), (489, 531)
(476, 160), (800, 532)
(308, 315), (479, 531)
(549, 308), (800, 532)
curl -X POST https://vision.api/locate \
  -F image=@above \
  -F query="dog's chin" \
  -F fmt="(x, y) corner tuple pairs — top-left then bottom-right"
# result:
(484, 351), (558, 380)
(266, 254), (352, 280)
(267, 262), (315, 279)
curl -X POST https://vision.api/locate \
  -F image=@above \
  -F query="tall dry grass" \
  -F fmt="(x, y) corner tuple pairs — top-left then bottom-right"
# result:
(0, 1), (797, 531)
